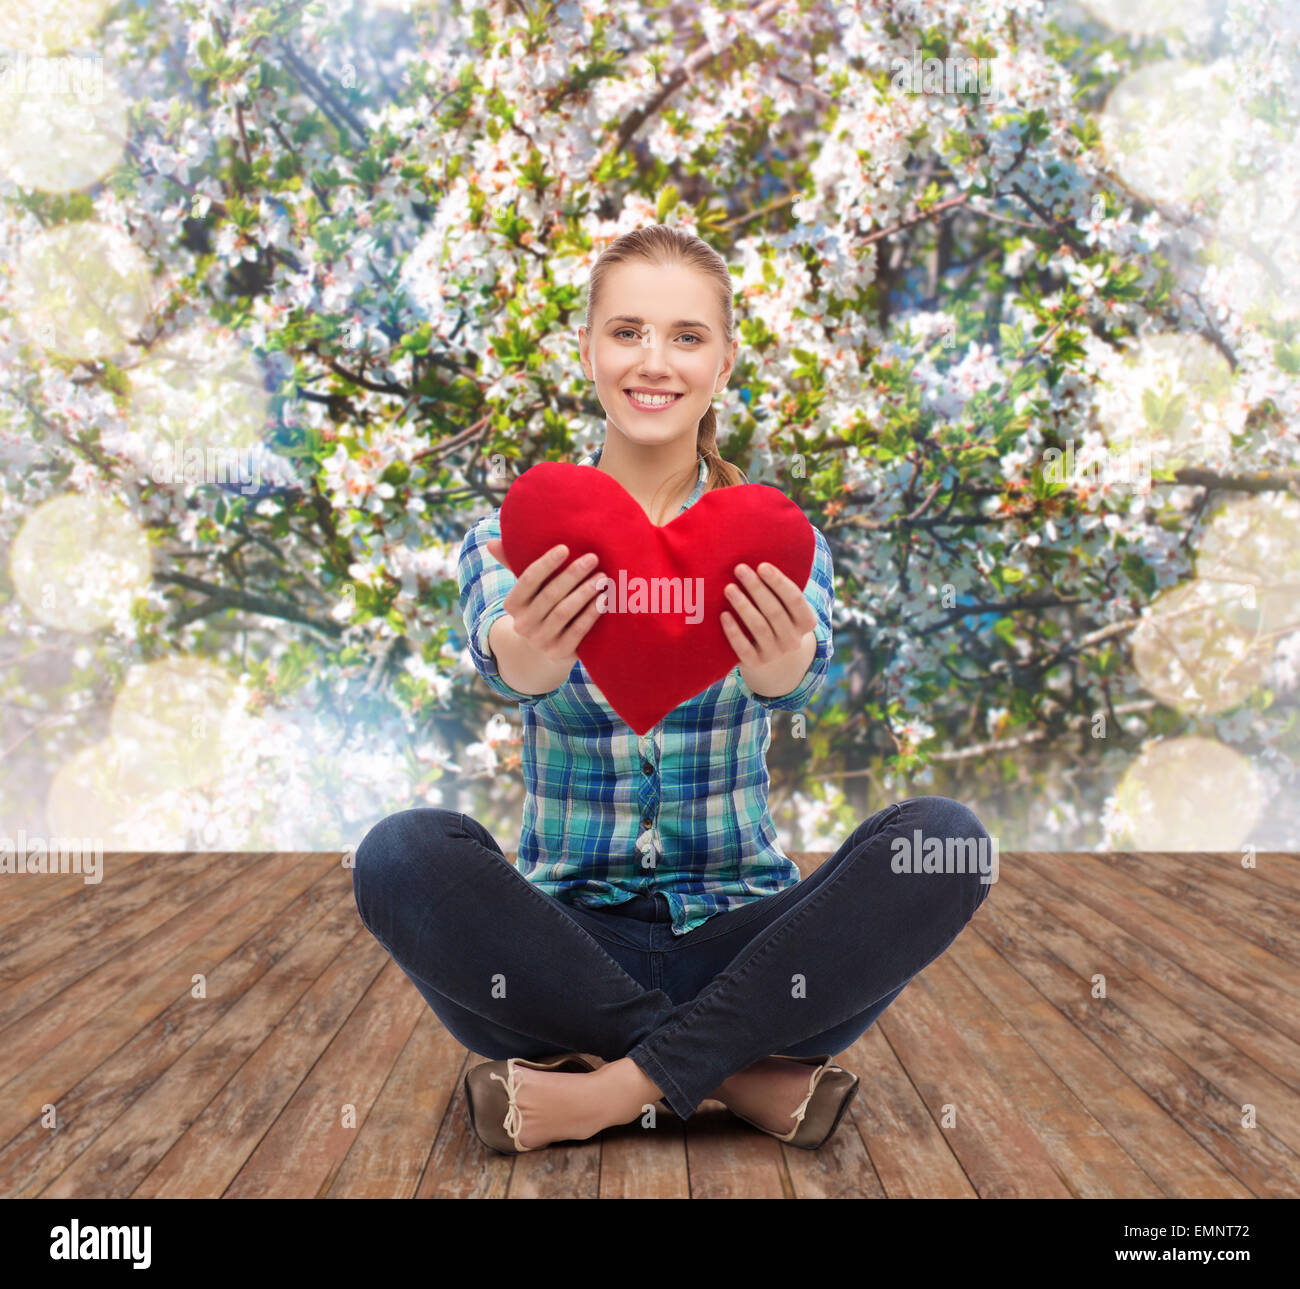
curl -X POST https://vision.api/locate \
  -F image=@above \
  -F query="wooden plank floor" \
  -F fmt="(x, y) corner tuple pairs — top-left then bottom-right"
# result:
(2, 847), (1298, 1198)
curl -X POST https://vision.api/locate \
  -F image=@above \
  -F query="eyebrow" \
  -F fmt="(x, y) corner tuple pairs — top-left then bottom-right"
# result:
(607, 315), (713, 333)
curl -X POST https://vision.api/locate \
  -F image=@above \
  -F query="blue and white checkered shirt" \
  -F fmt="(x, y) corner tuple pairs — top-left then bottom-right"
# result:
(456, 446), (835, 935)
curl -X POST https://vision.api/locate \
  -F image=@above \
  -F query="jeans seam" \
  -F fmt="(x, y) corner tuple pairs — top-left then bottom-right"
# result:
(456, 819), (669, 1007)
(564, 909), (648, 953)
(627, 1045), (689, 1118)
(451, 814), (650, 957)
(634, 801), (912, 1059)
(637, 853), (846, 1056)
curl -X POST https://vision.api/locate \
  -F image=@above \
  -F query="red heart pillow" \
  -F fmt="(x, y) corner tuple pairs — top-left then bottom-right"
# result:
(498, 461), (815, 733)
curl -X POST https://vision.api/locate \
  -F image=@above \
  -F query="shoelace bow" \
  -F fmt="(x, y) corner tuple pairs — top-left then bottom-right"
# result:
(784, 1063), (825, 1132)
(488, 1061), (532, 1152)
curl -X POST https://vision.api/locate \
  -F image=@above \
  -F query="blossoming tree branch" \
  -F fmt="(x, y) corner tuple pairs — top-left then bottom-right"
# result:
(1, 0), (1296, 855)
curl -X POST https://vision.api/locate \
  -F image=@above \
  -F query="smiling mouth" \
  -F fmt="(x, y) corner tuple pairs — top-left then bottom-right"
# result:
(624, 390), (684, 406)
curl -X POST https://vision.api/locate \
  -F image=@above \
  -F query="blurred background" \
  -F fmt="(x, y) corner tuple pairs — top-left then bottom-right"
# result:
(1, 0), (1297, 861)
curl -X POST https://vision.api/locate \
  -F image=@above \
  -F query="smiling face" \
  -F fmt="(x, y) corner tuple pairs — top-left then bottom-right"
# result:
(579, 259), (738, 449)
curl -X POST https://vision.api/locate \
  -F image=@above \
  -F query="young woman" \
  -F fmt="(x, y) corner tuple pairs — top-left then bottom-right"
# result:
(353, 225), (994, 1154)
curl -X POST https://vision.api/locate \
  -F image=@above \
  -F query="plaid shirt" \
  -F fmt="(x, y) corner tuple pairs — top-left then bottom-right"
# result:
(456, 446), (835, 936)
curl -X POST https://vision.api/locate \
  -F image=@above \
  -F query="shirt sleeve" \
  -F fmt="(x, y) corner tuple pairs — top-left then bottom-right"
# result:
(731, 522), (835, 712)
(457, 509), (565, 706)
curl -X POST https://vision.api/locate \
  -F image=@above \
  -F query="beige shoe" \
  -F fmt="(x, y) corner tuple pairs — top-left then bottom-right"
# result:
(464, 1052), (607, 1155)
(725, 1054), (859, 1150)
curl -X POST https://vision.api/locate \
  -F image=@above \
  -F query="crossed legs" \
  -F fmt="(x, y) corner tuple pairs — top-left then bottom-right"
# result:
(352, 798), (994, 1142)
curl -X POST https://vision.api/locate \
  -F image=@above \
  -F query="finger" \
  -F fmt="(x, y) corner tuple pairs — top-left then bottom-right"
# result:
(534, 551), (602, 623)
(514, 543), (576, 598)
(722, 577), (776, 648)
(761, 562), (819, 633)
(748, 562), (817, 635)
(524, 574), (595, 650)
(774, 586), (817, 636)
(752, 561), (799, 598)
(720, 610), (758, 664)
(552, 570), (608, 628)
(733, 562), (796, 633)
(501, 543), (566, 621)
(762, 565), (816, 632)
(557, 582), (608, 653)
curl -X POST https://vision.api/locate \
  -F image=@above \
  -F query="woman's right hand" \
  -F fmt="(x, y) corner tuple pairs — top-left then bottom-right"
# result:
(485, 538), (607, 666)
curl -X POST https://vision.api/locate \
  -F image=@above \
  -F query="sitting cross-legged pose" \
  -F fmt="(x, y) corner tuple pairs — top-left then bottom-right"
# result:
(352, 225), (995, 1154)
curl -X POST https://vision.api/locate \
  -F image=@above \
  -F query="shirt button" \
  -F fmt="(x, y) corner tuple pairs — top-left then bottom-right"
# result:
(641, 761), (654, 775)
(641, 816), (653, 829)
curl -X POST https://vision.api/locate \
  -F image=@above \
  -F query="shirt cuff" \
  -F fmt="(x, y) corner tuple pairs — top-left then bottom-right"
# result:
(732, 628), (831, 711)
(470, 609), (562, 705)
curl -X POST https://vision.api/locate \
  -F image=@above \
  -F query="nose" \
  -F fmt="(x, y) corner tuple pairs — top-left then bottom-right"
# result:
(635, 329), (672, 373)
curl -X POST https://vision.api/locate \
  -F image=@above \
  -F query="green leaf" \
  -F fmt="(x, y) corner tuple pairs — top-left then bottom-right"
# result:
(1122, 552), (1156, 597)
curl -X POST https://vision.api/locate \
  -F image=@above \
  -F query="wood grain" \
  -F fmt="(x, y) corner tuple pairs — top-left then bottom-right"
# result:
(1, 848), (1294, 1198)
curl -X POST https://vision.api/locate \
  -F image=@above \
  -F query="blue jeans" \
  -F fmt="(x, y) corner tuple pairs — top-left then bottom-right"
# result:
(352, 796), (994, 1120)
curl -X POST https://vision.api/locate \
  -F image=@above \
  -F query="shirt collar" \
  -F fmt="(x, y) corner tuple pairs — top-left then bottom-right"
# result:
(576, 444), (709, 514)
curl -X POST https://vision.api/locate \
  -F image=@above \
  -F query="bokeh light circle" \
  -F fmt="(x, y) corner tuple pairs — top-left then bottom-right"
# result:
(1095, 332), (1243, 472)
(45, 741), (134, 849)
(9, 492), (152, 632)
(1194, 493), (1300, 637)
(0, 1), (113, 54)
(1110, 736), (1262, 850)
(129, 325), (271, 454)
(1099, 59), (1236, 209)
(1131, 578), (1272, 716)
(0, 65), (128, 192)
(11, 221), (154, 360)
(1201, 147), (1300, 326)
(110, 657), (241, 793)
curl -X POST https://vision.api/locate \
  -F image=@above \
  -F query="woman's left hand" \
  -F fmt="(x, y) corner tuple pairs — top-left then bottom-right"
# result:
(720, 561), (816, 667)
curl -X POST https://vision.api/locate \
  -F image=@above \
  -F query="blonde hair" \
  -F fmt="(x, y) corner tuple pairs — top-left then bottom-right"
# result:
(584, 225), (749, 514)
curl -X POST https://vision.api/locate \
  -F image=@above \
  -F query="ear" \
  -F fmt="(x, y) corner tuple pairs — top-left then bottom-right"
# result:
(717, 336), (738, 391)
